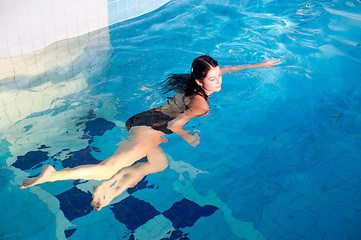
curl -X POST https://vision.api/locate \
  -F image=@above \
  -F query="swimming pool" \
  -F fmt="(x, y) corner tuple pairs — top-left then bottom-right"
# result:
(1, 0), (361, 239)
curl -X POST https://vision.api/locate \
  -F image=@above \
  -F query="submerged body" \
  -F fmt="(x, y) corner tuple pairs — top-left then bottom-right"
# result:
(125, 92), (208, 135)
(20, 56), (280, 210)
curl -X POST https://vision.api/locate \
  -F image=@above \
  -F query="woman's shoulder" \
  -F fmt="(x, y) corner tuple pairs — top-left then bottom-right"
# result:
(188, 94), (210, 114)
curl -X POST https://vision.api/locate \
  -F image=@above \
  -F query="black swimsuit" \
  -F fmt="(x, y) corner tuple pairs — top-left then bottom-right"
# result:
(125, 107), (175, 134)
(125, 93), (209, 135)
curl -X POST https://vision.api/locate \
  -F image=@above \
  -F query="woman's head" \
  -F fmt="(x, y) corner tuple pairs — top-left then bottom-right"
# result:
(160, 55), (221, 99)
(190, 55), (222, 97)
(190, 55), (218, 81)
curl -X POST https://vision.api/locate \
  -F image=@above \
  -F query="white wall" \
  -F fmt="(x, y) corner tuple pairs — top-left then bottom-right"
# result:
(0, 0), (171, 82)
(0, 0), (171, 59)
(0, 0), (109, 58)
(107, 0), (171, 25)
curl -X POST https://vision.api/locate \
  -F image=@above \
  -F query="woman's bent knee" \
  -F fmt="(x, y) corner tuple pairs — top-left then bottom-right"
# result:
(157, 155), (169, 171)
(146, 146), (168, 173)
(158, 161), (169, 172)
(149, 157), (169, 173)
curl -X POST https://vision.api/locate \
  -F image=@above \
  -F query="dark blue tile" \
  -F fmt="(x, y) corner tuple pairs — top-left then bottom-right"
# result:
(38, 144), (50, 149)
(111, 195), (161, 231)
(79, 134), (92, 140)
(126, 158), (155, 194)
(64, 228), (76, 238)
(11, 151), (48, 171)
(127, 178), (155, 194)
(61, 147), (101, 168)
(23, 124), (33, 132)
(72, 179), (88, 186)
(55, 187), (93, 221)
(91, 146), (101, 152)
(78, 110), (96, 120)
(84, 118), (116, 136)
(162, 198), (218, 229)
(160, 230), (190, 240)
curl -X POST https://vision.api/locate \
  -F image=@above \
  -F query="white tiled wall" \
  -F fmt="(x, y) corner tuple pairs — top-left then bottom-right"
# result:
(0, 0), (170, 59)
(0, 0), (109, 58)
(0, 27), (112, 131)
(0, 0), (170, 145)
(0, 0), (170, 83)
(107, 0), (171, 25)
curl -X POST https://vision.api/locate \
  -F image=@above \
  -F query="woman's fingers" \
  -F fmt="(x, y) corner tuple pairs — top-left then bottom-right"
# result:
(190, 130), (200, 147)
(191, 137), (200, 147)
(184, 129), (200, 147)
(263, 58), (281, 68)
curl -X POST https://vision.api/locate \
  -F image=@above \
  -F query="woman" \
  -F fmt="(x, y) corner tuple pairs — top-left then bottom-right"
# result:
(20, 55), (280, 210)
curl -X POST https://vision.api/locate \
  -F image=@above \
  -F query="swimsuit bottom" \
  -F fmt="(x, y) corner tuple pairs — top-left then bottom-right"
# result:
(125, 107), (175, 135)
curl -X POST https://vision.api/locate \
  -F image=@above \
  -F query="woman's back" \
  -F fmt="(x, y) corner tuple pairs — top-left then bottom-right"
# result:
(160, 93), (190, 118)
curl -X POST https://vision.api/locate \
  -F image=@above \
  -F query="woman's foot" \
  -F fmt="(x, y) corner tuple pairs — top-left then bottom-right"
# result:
(91, 184), (117, 211)
(91, 180), (135, 211)
(91, 170), (140, 211)
(19, 165), (56, 189)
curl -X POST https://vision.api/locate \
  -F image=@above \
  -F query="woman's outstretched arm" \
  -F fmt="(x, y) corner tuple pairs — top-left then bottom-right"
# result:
(220, 58), (281, 76)
(167, 95), (209, 147)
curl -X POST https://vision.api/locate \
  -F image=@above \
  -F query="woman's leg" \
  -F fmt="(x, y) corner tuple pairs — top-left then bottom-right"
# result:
(91, 146), (169, 210)
(19, 126), (166, 188)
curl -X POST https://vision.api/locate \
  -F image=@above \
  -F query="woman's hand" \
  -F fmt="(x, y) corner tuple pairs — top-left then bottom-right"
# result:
(257, 58), (281, 68)
(221, 58), (281, 75)
(182, 130), (200, 147)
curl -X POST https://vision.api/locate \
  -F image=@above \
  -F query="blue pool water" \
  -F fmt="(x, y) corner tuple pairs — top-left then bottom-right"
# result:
(1, 0), (361, 239)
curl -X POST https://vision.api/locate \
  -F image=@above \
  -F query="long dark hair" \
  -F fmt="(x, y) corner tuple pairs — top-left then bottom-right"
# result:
(160, 55), (218, 100)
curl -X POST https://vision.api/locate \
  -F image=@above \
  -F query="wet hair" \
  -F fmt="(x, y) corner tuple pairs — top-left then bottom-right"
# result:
(160, 55), (218, 100)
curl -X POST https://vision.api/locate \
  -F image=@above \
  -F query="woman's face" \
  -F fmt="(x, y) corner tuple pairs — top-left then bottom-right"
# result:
(196, 66), (222, 96)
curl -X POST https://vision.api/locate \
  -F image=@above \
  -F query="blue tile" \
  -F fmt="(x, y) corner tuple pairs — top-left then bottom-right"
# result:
(136, 2), (148, 16)
(108, 1), (118, 15)
(127, 7), (137, 19)
(64, 228), (76, 238)
(118, 0), (127, 11)
(108, 13), (118, 25)
(38, 144), (50, 149)
(154, 0), (169, 9)
(55, 187), (93, 221)
(61, 146), (101, 168)
(160, 230), (190, 240)
(186, 210), (240, 240)
(137, 0), (147, 5)
(127, 176), (155, 194)
(127, 0), (136, 9)
(111, 195), (161, 231)
(12, 151), (49, 171)
(162, 198), (218, 229)
(84, 118), (116, 137)
(23, 124), (33, 132)
(0, 139), (11, 168)
(78, 110), (96, 120)
(117, 10), (128, 22)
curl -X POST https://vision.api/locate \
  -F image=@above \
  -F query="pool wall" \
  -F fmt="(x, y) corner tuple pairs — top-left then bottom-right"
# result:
(0, 0), (170, 58)
(0, 0), (171, 139)
(0, 0), (170, 130)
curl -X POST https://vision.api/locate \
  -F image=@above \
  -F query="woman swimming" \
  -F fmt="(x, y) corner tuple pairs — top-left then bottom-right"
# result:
(20, 55), (280, 210)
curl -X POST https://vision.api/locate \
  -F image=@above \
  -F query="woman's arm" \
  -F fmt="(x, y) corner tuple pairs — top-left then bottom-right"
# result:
(167, 95), (209, 147)
(220, 58), (281, 76)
